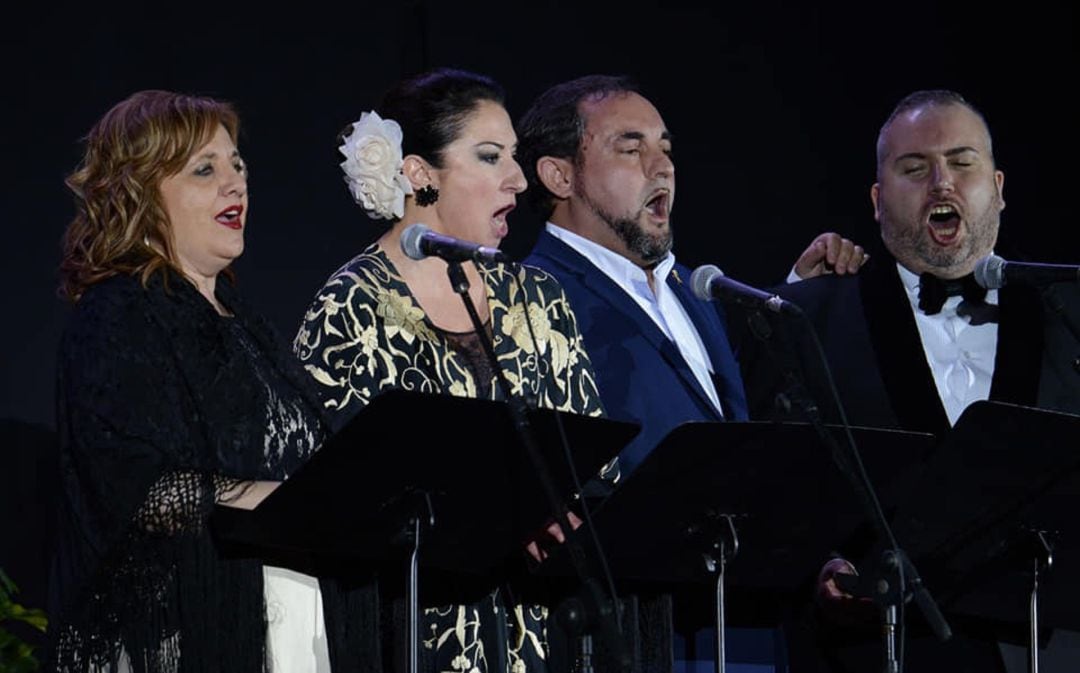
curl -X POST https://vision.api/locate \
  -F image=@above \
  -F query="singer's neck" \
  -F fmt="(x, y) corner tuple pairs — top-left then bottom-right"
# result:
(377, 230), (489, 333)
(890, 249), (984, 280)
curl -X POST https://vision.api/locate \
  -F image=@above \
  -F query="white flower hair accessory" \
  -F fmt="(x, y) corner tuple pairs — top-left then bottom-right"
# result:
(338, 111), (414, 220)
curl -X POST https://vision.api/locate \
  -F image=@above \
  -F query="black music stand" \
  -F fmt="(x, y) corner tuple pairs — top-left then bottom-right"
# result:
(213, 389), (637, 671)
(540, 419), (937, 671)
(884, 401), (1080, 662)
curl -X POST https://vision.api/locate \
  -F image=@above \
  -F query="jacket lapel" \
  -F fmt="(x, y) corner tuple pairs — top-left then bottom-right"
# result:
(988, 285), (1042, 406)
(860, 257), (951, 435)
(668, 272), (746, 420)
(531, 232), (724, 420)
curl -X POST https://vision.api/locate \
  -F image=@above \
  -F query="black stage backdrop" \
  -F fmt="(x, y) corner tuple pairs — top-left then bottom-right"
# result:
(1, 0), (1076, 622)
(3, 2), (1077, 430)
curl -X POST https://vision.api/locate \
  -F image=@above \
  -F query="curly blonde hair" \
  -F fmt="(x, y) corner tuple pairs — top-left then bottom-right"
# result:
(60, 90), (239, 301)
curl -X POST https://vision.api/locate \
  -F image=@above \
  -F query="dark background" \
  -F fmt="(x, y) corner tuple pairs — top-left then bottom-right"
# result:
(2, 2), (1076, 432)
(0, 0), (1076, 653)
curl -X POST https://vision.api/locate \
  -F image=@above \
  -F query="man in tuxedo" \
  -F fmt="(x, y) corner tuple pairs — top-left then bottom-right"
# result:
(745, 89), (1078, 433)
(740, 89), (1080, 672)
(516, 74), (866, 672)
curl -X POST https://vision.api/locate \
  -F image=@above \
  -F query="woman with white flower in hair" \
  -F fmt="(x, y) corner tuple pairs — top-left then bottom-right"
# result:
(294, 68), (606, 672)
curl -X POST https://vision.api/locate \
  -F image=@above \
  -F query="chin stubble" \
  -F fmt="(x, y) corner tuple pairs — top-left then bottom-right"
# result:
(881, 203), (999, 275)
(579, 188), (674, 264)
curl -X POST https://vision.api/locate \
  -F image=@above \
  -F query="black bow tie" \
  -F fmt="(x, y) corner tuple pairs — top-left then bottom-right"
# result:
(918, 272), (998, 324)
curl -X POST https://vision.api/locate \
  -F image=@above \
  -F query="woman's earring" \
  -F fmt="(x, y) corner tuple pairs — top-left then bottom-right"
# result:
(415, 185), (439, 207)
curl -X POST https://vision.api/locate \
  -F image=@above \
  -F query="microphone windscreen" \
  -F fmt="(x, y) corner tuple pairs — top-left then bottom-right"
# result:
(973, 253), (1006, 289)
(690, 264), (724, 301)
(400, 223), (431, 261)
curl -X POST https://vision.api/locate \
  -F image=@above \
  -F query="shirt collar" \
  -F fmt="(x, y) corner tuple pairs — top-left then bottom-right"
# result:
(896, 262), (922, 294)
(546, 222), (676, 289)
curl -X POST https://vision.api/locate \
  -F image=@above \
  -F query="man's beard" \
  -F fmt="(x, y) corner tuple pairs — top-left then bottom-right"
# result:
(580, 188), (674, 265)
(880, 202), (1000, 278)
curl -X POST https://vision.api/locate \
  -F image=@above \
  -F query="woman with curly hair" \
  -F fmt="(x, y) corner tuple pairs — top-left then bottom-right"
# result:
(50, 90), (364, 672)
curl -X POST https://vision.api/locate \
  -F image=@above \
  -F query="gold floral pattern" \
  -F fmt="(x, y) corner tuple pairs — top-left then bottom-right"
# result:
(294, 244), (604, 672)
(295, 244), (602, 420)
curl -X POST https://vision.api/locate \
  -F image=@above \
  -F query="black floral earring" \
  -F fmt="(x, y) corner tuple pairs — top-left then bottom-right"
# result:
(415, 184), (439, 207)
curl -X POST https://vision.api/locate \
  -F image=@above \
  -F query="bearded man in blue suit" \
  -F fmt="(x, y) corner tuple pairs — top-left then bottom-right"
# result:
(518, 75), (860, 476)
(516, 75), (864, 672)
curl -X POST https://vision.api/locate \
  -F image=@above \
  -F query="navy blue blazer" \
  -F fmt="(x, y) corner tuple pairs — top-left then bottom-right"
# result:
(524, 230), (748, 475)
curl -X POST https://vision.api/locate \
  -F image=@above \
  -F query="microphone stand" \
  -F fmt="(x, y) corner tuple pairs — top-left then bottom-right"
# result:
(444, 260), (631, 672)
(746, 306), (951, 673)
(1032, 285), (1076, 672)
(687, 513), (740, 673)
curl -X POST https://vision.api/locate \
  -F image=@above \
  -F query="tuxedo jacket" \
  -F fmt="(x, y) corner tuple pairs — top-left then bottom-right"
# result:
(739, 253), (1080, 436)
(524, 230), (748, 475)
(738, 256), (1080, 673)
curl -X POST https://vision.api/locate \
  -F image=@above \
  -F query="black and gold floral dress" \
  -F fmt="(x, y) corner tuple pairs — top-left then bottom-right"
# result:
(294, 243), (605, 673)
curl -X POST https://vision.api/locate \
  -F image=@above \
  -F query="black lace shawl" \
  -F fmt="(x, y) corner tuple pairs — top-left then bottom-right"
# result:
(48, 271), (340, 672)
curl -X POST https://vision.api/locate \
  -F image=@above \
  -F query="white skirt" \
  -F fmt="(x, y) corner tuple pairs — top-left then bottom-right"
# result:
(263, 565), (332, 672)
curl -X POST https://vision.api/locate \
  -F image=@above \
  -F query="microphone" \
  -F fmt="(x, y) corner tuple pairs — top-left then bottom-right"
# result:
(690, 264), (799, 315)
(973, 253), (1080, 289)
(400, 223), (510, 264)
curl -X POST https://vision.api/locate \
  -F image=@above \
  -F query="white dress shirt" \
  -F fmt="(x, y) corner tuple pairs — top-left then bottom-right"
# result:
(897, 263), (999, 426)
(546, 223), (724, 416)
